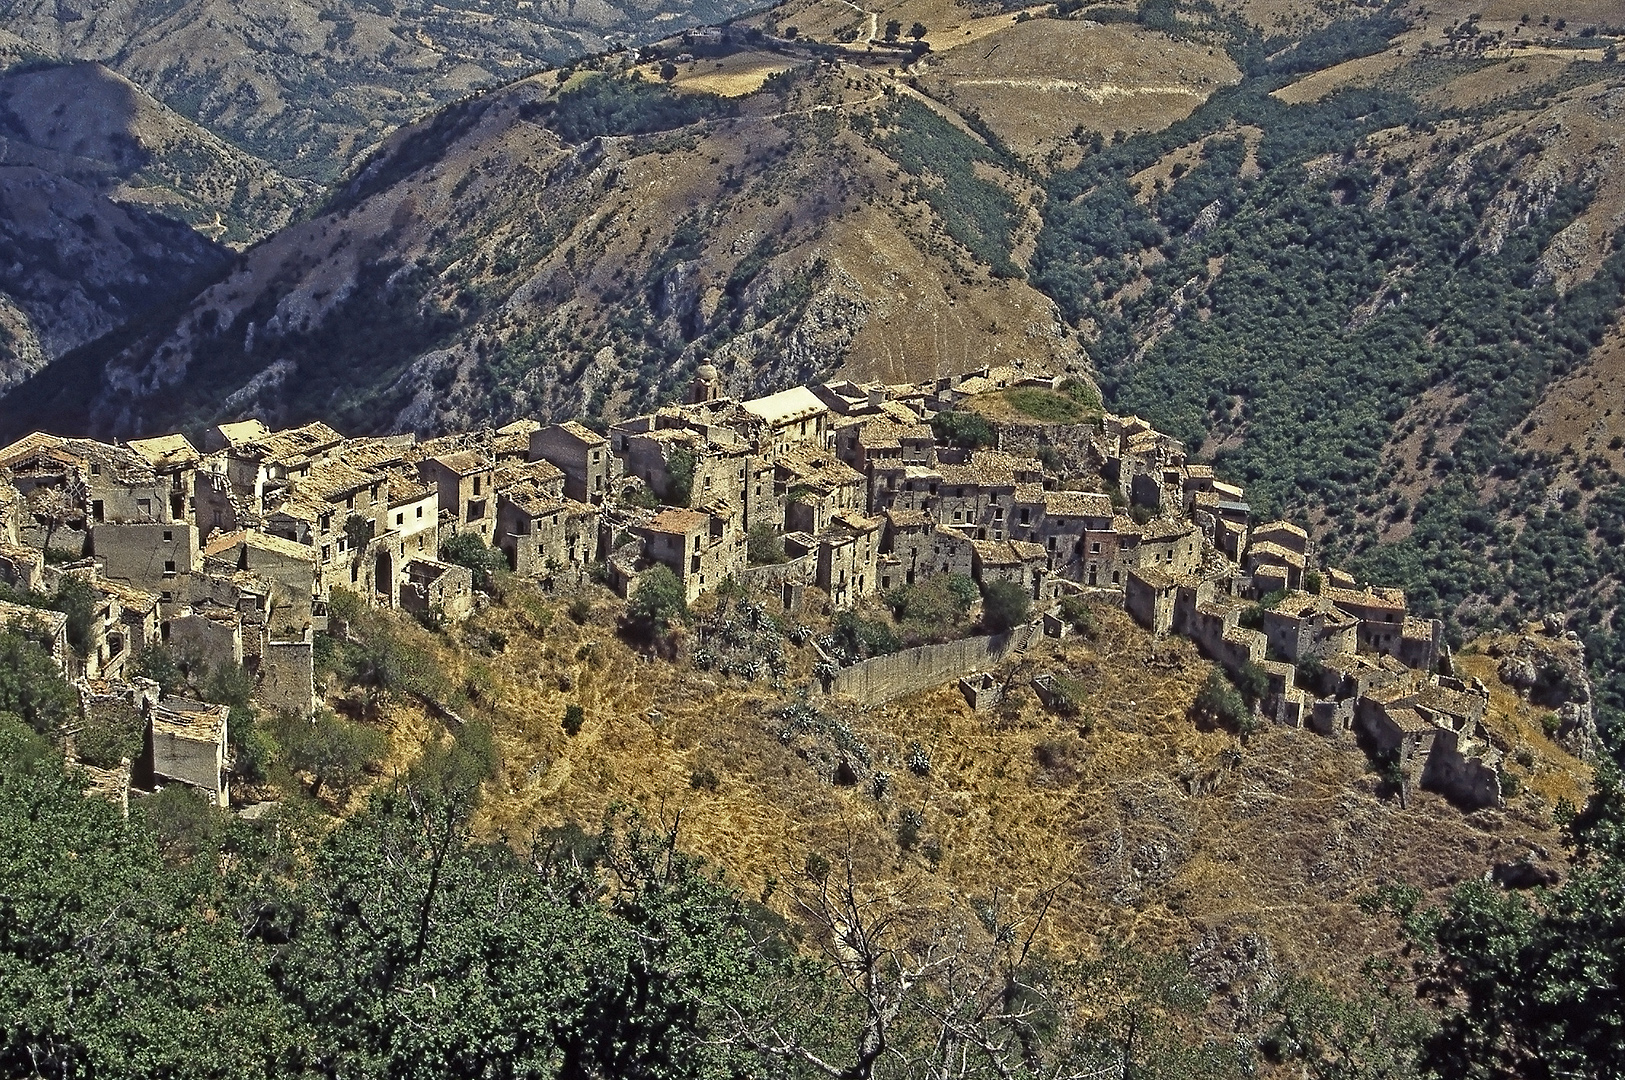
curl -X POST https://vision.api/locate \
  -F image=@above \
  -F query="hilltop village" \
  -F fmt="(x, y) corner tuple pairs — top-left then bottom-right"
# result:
(0, 363), (1512, 811)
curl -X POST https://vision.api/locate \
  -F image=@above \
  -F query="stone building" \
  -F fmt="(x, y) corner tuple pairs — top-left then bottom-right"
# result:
(530, 421), (613, 505)
(637, 508), (744, 603)
(741, 386), (830, 455)
(420, 450), (497, 543)
(1260, 592), (1357, 663)
(400, 559), (476, 621)
(971, 538), (1051, 599)
(496, 488), (601, 578)
(93, 521), (200, 594)
(779, 449), (866, 535)
(0, 541), (43, 591)
(817, 512), (883, 608)
(149, 697), (231, 808)
(125, 433), (201, 524)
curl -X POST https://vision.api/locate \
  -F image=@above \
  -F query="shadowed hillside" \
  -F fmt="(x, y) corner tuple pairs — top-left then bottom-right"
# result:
(0, 0), (769, 181)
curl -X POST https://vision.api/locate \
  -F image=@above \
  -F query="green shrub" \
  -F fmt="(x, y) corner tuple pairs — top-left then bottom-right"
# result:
(441, 531), (507, 591)
(1004, 388), (1089, 423)
(0, 630), (75, 735)
(628, 565), (688, 631)
(620, 482), (661, 510)
(897, 806), (924, 850)
(1195, 670), (1253, 736)
(563, 704), (585, 737)
(828, 611), (902, 660)
(1058, 595), (1099, 636)
(538, 74), (737, 143)
(270, 709), (388, 802)
(136, 784), (226, 863)
(747, 523), (787, 565)
(134, 645), (186, 696)
(931, 410), (996, 449)
(665, 448), (697, 507)
(1235, 661), (1271, 707)
(980, 579), (1031, 633)
(885, 574), (977, 644)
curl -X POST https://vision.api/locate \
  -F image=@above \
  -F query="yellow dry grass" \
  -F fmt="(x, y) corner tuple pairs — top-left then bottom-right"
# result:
(1271, 49), (1408, 104)
(673, 55), (802, 97)
(630, 51), (801, 97)
(918, 19), (1242, 164)
(345, 584), (1580, 987)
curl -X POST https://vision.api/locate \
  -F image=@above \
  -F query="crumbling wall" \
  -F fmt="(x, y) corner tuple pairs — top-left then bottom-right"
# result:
(167, 612), (243, 670)
(1422, 738), (1503, 810)
(734, 554), (814, 594)
(818, 623), (1040, 706)
(260, 640), (316, 715)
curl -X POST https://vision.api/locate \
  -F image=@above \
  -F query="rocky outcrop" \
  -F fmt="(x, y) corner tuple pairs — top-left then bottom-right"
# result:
(1490, 621), (1598, 760)
(0, 165), (231, 361)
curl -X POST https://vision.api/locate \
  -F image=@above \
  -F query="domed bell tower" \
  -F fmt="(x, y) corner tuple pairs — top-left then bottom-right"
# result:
(690, 361), (721, 404)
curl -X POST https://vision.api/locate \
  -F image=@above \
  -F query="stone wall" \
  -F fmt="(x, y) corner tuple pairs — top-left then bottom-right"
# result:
(816, 622), (1041, 706)
(260, 639), (316, 715)
(734, 554), (814, 595)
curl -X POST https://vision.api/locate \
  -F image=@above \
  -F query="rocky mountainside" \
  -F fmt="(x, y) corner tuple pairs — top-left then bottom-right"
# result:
(0, 60), (311, 389)
(0, 61), (310, 246)
(0, 0), (765, 181)
(0, 0), (1236, 438)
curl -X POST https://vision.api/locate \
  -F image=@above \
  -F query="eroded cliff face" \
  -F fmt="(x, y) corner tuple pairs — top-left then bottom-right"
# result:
(0, 292), (45, 390)
(0, 60), (318, 385)
(0, 62), (310, 245)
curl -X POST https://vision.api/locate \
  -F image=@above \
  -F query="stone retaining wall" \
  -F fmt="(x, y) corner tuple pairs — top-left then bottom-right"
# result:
(816, 622), (1042, 706)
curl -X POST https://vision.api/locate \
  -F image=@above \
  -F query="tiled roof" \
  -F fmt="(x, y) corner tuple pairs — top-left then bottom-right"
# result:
(151, 698), (228, 744)
(212, 419), (271, 447)
(495, 459), (564, 492)
(297, 460), (379, 502)
(553, 420), (608, 444)
(1254, 519), (1308, 540)
(93, 579), (160, 609)
(244, 530), (318, 561)
(1139, 517), (1195, 542)
(126, 433), (200, 470)
(252, 421), (344, 465)
(1044, 490), (1113, 517)
(642, 508), (711, 535)
(430, 449), (491, 476)
(1326, 585), (1406, 612)
(1247, 540), (1307, 568)
(777, 448), (863, 490)
(337, 438), (412, 471)
(972, 538), (1045, 565)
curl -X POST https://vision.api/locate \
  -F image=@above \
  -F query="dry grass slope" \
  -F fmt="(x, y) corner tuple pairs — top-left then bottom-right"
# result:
(350, 583), (1587, 993)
